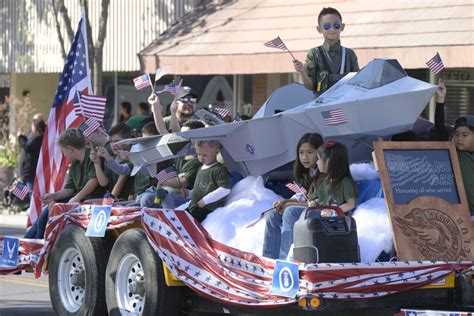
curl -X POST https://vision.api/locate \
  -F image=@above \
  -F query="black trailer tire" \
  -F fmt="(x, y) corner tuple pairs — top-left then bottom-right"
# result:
(48, 224), (112, 316)
(105, 228), (181, 316)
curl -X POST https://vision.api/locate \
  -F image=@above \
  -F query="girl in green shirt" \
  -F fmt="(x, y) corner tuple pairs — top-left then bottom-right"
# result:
(262, 133), (324, 259)
(311, 141), (357, 216)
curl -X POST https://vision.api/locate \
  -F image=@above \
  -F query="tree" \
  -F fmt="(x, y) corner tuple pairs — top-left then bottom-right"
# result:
(52, 0), (110, 95)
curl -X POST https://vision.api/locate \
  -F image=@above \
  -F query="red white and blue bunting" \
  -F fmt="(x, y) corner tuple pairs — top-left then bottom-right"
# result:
(1, 205), (473, 307)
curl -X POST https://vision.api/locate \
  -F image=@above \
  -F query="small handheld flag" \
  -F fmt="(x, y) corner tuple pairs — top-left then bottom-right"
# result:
(74, 90), (106, 121)
(80, 117), (101, 137)
(133, 73), (152, 91)
(102, 192), (115, 205)
(157, 79), (183, 96)
(264, 36), (296, 60)
(156, 167), (178, 184)
(11, 182), (29, 201)
(155, 65), (173, 82)
(286, 182), (307, 195)
(426, 53), (445, 75)
(213, 107), (230, 119)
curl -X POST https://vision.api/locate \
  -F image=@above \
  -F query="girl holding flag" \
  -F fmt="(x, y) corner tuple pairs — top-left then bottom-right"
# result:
(262, 133), (323, 260)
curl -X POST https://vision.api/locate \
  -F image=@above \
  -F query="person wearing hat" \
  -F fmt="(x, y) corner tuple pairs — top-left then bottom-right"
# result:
(163, 86), (198, 132)
(126, 115), (146, 137)
(453, 115), (474, 215)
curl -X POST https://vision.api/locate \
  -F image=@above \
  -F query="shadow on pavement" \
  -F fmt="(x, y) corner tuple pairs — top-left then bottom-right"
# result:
(0, 300), (53, 316)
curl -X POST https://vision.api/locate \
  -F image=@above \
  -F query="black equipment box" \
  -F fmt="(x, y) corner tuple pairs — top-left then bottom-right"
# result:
(293, 206), (360, 263)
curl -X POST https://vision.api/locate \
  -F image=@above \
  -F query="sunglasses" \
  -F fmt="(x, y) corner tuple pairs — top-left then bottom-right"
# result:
(179, 97), (197, 103)
(322, 21), (341, 31)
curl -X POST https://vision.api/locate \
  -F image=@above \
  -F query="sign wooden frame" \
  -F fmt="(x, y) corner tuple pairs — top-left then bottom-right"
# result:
(373, 141), (473, 261)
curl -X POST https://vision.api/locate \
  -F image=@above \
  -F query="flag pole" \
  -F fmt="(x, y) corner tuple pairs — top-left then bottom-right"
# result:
(293, 181), (308, 201)
(286, 47), (296, 61)
(146, 72), (155, 93)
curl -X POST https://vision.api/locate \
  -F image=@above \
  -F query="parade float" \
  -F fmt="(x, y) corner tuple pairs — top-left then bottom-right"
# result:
(1, 59), (473, 316)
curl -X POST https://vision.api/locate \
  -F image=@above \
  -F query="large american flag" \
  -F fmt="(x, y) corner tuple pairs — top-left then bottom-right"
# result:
(426, 53), (445, 75)
(27, 17), (91, 227)
(321, 109), (348, 125)
(73, 91), (106, 121)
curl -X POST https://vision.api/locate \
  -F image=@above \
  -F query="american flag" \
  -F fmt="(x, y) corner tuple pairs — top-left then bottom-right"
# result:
(155, 65), (173, 82)
(73, 91), (106, 121)
(133, 73), (152, 90)
(102, 192), (115, 205)
(157, 79), (183, 96)
(213, 107), (230, 119)
(264, 36), (287, 50)
(285, 182), (307, 195)
(27, 17), (91, 227)
(155, 167), (178, 184)
(79, 117), (101, 137)
(11, 182), (29, 201)
(321, 109), (348, 125)
(233, 112), (241, 122)
(426, 53), (445, 75)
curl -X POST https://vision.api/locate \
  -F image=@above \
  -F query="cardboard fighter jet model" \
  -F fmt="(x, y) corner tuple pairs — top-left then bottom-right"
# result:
(124, 59), (437, 177)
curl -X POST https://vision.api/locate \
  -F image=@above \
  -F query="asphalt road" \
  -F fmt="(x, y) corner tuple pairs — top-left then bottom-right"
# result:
(0, 225), (54, 316)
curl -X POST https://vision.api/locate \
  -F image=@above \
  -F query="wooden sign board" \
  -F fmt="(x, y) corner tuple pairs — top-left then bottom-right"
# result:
(373, 141), (473, 261)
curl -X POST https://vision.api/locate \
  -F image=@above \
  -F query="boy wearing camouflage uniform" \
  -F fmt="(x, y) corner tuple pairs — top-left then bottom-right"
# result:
(294, 7), (359, 97)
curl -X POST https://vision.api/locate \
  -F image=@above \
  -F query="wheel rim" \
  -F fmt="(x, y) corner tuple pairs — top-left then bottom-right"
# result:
(116, 253), (146, 314)
(57, 247), (86, 312)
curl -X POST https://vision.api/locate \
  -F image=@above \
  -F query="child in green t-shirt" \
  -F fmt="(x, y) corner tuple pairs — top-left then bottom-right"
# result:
(453, 115), (474, 215)
(188, 140), (230, 222)
(25, 129), (102, 239)
(310, 141), (357, 216)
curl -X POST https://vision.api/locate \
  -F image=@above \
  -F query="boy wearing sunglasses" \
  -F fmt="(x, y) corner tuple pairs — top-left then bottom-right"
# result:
(294, 7), (359, 97)
(453, 115), (474, 216)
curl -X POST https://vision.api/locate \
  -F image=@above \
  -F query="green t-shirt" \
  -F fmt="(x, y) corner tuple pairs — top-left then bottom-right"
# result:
(304, 40), (359, 93)
(189, 163), (230, 213)
(457, 150), (474, 212)
(297, 172), (319, 201)
(163, 115), (189, 132)
(134, 173), (157, 196)
(64, 148), (105, 198)
(314, 175), (357, 209)
(175, 156), (201, 189)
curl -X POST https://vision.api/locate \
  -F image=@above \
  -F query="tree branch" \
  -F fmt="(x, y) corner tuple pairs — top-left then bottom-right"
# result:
(51, 0), (67, 60)
(57, 0), (74, 43)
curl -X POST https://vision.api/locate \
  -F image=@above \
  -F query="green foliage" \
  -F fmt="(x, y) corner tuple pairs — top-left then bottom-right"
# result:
(0, 139), (20, 168)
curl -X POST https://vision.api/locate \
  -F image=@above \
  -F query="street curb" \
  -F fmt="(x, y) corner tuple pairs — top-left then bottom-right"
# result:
(0, 214), (27, 228)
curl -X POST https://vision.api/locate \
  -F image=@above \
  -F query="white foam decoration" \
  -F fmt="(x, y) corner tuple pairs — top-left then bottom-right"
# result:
(203, 176), (281, 255)
(350, 162), (380, 181)
(353, 198), (393, 262)
(203, 164), (392, 262)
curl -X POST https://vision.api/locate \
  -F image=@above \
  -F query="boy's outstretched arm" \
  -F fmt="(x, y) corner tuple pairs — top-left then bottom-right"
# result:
(149, 93), (169, 135)
(293, 59), (314, 90)
(111, 174), (129, 199)
(69, 178), (99, 203)
(90, 149), (109, 187)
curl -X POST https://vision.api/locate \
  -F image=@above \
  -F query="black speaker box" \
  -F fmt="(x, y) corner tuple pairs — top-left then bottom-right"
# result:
(293, 209), (360, 264)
